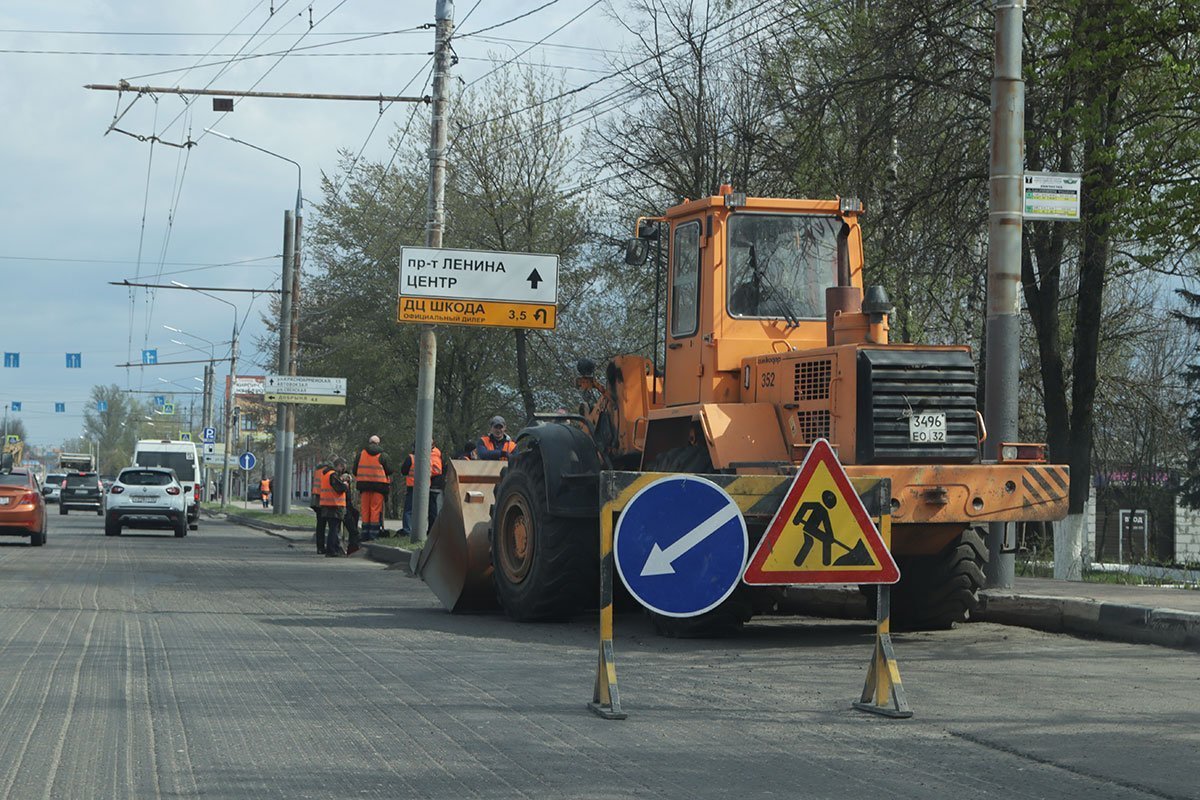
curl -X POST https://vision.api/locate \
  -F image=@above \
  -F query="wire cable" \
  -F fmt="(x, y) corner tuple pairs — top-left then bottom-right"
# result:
(463, 0), (601, 88)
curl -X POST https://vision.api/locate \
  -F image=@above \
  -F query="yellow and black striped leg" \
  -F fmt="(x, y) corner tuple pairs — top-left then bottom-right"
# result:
(853, 585), (913, 719)
(588, 508), (626, 719)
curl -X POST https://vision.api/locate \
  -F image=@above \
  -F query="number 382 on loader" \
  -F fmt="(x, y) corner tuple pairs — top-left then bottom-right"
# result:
(417, 186), (1069, 635)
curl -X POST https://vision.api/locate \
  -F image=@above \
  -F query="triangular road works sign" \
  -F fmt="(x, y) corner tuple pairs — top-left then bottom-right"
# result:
(743, 439), (899, 585)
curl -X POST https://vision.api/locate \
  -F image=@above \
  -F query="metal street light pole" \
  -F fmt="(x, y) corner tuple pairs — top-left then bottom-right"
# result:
(205, 127), (302, 514)
(171, 281), (238, 508)
(165, 325), (223, 500)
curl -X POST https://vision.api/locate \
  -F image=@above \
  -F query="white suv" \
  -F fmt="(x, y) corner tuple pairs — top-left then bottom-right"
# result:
(105, 467), (188, 538)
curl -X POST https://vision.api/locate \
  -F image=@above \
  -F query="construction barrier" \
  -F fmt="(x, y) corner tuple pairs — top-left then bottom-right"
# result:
(588, 470), (911, 720)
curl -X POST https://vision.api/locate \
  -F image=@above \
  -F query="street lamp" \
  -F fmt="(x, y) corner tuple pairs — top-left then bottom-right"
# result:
(204, 128), (302, 514)
(171, 281), (239, 508)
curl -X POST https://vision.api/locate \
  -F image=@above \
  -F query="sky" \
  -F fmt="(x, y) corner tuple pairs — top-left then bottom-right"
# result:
(0, 0), (622, 447)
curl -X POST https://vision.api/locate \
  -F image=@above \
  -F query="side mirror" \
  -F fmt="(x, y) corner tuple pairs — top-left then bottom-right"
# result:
(624, 237), (649, 266)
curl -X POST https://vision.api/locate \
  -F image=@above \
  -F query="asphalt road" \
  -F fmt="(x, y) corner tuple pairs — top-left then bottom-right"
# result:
(0, 515), (1196, 800)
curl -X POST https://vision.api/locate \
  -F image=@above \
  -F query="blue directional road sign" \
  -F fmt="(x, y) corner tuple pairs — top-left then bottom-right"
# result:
(3, 353), (18, 368)
(54, 403), (65, 413)
(142, 349), (158, 365)
(238, 452), (256, 471)
(201, 427), (216, 443)
(65, 353), (82, 368)
(10, 402), (20, 412)
(97, 400), (108, 412)
(153, 395), (166, 406)
(613, 475), (748, 618)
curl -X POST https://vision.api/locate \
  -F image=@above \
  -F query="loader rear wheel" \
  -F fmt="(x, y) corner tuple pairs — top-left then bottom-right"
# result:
(879, 527), (988, 630)
(644, 441), (755, 638)
(491, 447), (596, 621)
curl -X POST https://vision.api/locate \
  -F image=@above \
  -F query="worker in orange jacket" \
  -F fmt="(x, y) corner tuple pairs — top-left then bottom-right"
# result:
(315, 458), (350, 557)
(258, 477), (272, 509)
(475, 416), (516, 460)
(399, 442), (443, 537)
(352, 435), (394, 541)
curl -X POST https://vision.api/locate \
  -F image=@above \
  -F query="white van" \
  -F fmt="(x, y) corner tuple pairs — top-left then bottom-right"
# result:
(132, 439), (200, 530)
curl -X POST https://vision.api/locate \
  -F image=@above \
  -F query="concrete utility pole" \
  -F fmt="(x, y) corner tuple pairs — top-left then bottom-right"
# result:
(222, 325), (239, 509)
(275, 209), (296, 514)
(983, 0), (1025, 589)
(284, 199), (302, 512)
(411, 0), (455, 544)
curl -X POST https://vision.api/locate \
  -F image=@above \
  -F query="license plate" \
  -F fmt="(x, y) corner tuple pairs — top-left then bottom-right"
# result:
(909, 412), (947, 443)
(75, 489), (90, 494)
(132, 496), (156, 504)
(0, 497), (9, 505)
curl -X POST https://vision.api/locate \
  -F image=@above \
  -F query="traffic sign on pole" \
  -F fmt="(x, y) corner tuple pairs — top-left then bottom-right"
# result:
(743, 439), (899, 586)
(201, 427), (216, 443)
(397, 246), (558, 330)
(613, 475), (748, 618)
(238, 452), (256, 471)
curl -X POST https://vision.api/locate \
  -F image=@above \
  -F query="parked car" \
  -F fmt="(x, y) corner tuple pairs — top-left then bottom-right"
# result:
(105, 467), (188, 537)
(42, 472), (66, 504)
(59, 471), (105, 516)
(133, 440), (200, 530)
(0, 469), (48, 545)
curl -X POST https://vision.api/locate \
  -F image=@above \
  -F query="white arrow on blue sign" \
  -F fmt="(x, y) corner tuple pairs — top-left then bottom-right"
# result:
(613, 475), (748, 618)
(201, 427), (216, 443)
(238, 452), (257, 471)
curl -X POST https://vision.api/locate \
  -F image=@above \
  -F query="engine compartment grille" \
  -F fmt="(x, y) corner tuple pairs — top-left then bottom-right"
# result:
(856, 349), (980, 463)
(794, 359), (832, 402)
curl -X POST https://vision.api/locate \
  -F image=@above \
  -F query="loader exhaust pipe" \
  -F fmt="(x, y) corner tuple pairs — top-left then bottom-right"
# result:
(413, 459), (504, 613)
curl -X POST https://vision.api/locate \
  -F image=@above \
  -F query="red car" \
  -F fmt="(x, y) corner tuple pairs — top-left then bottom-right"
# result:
(0, 469), (48, 546)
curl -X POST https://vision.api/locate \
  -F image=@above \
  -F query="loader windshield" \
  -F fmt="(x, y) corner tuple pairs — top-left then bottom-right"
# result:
(727, 214), (840, 320)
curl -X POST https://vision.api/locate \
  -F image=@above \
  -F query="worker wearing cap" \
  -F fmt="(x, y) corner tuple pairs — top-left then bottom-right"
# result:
(316, 457), (350, 557)
(475, 416), (516, 460)
(352, 434), (394, 542)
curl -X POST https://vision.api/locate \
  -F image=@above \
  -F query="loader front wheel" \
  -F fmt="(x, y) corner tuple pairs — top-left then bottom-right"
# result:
(881, 527), (988, 630)
(491, 447), (596, 621)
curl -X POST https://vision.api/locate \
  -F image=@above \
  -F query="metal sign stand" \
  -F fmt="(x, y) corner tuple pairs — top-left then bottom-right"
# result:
(852, 583), (913, 719)
(587, 504), (626, 719)
(588, 470), (909, 721)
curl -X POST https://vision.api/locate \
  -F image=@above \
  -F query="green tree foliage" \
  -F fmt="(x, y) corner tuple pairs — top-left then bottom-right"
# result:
(81, 385), (149, 475)
(299, 67), (629, 459)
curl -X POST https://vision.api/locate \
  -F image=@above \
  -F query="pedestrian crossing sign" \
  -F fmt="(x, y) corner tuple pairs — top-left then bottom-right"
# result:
(742, 439), (899, 586)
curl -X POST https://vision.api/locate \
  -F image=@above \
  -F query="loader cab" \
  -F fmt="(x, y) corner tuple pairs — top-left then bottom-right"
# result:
(655, 188), (865, 407)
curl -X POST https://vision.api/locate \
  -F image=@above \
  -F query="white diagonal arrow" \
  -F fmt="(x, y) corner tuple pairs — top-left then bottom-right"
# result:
(640, 503), (741, 577)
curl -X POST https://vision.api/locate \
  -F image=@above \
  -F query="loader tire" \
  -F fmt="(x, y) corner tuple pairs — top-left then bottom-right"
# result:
(491, 447), (596, 622)
(644, 442), (755, 638)
(880, 527), (988, 630)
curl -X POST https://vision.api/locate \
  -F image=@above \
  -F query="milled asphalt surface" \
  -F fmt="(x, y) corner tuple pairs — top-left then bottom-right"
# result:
(1, 514), (1197, 799)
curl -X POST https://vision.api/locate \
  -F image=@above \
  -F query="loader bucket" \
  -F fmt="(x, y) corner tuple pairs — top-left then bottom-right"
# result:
(414, 459), (504, 613)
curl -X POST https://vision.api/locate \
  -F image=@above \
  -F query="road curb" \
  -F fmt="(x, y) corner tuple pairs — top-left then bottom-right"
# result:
(207, 510), (312, 544)
(975, 592), (1200, 651)
(362, 542), (415, 574)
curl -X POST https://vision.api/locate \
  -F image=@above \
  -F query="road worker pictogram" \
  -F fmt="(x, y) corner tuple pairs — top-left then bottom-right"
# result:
(743, 439), (899, 585)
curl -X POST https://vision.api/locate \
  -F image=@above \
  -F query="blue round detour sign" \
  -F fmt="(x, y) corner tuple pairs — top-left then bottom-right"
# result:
(614, 475), (748, 618)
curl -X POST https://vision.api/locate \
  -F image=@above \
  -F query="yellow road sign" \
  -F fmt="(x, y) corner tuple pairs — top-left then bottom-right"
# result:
(397, 296), (556, 329)
(263, 393), (347, 405)
(743, 439), (899, 585)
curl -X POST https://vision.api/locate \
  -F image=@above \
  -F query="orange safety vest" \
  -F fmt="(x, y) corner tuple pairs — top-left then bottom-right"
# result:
(259, 479), (271, 494)
(480, 436), (516, 458)
(406, 447), (443, 487)
(355, 449), (388, 484)
(317, 467), (346, 508)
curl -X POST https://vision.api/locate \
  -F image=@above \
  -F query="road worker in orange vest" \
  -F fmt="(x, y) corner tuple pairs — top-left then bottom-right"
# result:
(258, 477), (272, 509)
(399, 442), (443, 537)
(352, 435), (394, 542)
(316, 457), (351, 557)
(475, 416), (516, 460)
